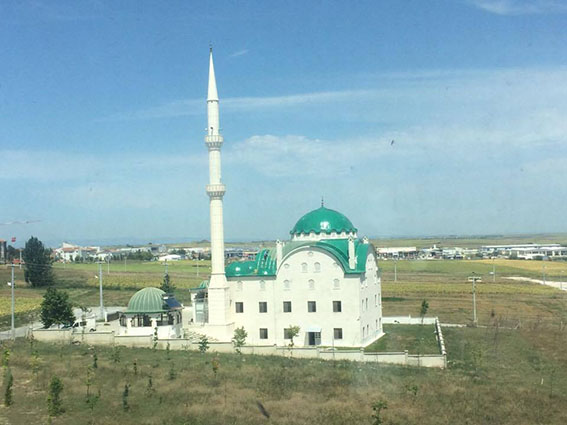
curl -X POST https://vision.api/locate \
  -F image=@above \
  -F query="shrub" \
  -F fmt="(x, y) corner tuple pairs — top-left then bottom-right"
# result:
(198, 335), (209, 354)
(40, 288), (75, 328)
(47, 376), (64, 416)
(4, 368), (13, 406)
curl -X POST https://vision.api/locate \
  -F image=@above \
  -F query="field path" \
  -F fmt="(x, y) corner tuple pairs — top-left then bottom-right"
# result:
(504, 276), (567, 291)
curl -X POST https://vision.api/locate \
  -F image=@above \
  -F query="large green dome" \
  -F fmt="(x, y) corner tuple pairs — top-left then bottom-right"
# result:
(290, 206), (357, 236)
(126, 287), (166, 314)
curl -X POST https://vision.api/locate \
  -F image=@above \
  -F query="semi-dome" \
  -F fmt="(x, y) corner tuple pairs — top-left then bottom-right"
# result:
(290, 206), (357, 237)
(126, 287), (166, 314)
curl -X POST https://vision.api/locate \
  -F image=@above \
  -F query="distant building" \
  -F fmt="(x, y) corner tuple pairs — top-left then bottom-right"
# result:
(481, 244), (567, 259)
(376, 246), (418, 260)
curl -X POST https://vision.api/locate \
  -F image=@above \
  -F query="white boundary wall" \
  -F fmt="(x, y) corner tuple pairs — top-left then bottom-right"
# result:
(31, 321), (447, 369)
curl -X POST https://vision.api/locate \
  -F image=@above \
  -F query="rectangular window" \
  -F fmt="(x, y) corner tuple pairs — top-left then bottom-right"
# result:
(308, 301), (317, 313)
(259, 301), (267, 313)
(334, 328), (343, 339)
(235, 302), (244, 313)
(284, 328), (293, 339)
(283, 301), (292, 313)
(333, 300), (342, 312)
(259, 328), (268, 339)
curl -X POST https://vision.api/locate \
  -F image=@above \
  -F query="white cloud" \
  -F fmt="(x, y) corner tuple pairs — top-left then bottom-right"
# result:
(229, 49), (249, 58)
(467, 0), (567, 15)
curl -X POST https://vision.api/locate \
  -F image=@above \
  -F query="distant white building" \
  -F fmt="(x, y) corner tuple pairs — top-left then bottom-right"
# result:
(481, 244), (567, 259)
(55, 242), (109, 262)
(376, 246), (418, 259)
(158, 254), (183, 262)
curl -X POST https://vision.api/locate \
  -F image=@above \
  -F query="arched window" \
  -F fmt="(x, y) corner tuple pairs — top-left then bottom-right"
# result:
(260, 280), (266, 291)
(314, 262), (321, 273)
(333, 279), (340, 290)
(284, 280), (291, 291)
(308, 279), (315, 290)
(301, 263), (308, 273)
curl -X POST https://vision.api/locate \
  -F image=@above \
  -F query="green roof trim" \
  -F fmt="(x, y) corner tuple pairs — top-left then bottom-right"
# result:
(126, 287), (167, 314)
(225, 239), (373, 278)
(290, 206), (357, 235)
(189, 280), (209, 292)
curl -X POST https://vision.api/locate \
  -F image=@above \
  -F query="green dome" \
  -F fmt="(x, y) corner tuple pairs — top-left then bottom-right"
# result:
(126, 287), (166, 314)
(290, 206), (357, 236)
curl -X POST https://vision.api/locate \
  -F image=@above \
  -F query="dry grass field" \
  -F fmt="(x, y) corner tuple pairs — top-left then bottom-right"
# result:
(1, 322), (566, 424)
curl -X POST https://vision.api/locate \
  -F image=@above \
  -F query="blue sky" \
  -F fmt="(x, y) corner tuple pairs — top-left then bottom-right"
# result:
(1, 0), (567, 246)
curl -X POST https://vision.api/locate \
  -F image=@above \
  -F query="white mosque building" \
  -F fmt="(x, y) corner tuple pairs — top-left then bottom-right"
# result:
(189, 49), (383, 348)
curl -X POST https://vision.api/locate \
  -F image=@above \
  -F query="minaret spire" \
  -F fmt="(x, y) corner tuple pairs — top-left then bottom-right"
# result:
(204, 47), (230, 327)
(207, 47), (219, 103)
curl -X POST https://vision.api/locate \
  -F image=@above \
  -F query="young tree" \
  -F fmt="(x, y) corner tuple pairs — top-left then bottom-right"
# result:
(22, 236), (54, 287)
(371, 400), (388, 425)
(122, 384), (130, 411)
(4, 368), (13, 407)
(198, 335), (209, 354)
(287, 325), (300, 348)
(420, 300), (429, 325)
(160, 273), (176, 294)
(232, 327), (247, 354)
(47, 376), (64, 416)
(40, 287), (75, 328)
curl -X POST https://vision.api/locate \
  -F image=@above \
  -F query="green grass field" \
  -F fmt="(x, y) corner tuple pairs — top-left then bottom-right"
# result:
(1, 256), (567, 423)
(2, 258), (566, 330)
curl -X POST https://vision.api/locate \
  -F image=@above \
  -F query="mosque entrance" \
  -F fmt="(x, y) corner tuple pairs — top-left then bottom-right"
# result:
(308, 331), (321, 346)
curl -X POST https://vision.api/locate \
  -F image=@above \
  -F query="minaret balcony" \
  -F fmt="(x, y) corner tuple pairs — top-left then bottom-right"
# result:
(205, 134), (224, 149)
(206, 184), (226, 198)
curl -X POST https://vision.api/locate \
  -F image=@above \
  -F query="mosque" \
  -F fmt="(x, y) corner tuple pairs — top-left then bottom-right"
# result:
(189, 49), (383, 348)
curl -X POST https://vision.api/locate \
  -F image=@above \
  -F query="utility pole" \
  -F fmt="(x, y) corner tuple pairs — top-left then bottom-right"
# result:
(492, 258), (496, 283)
(11, 263), (15, 340)
(468, 272), (482, 327)
(98, 262), (104, 321)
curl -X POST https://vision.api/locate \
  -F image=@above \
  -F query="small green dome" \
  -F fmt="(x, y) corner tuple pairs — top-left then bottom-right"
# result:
(126, 287), (166, 314)
(290, 206), (357, 236)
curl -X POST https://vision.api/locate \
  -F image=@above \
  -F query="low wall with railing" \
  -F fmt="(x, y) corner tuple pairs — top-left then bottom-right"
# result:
(382, 315), (437, 325)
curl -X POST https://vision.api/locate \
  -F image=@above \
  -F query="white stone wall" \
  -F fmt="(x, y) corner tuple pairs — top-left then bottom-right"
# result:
(227, 245), (382, 347)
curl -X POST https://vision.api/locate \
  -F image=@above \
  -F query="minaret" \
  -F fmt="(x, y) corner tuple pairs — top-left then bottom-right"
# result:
(205, 47), (231, 328)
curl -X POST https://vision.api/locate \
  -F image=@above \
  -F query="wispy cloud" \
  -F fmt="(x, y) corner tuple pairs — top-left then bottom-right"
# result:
(104, 89), (374, 121)
(229, 49), (249, 58)
(467, 0), (567, 15)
